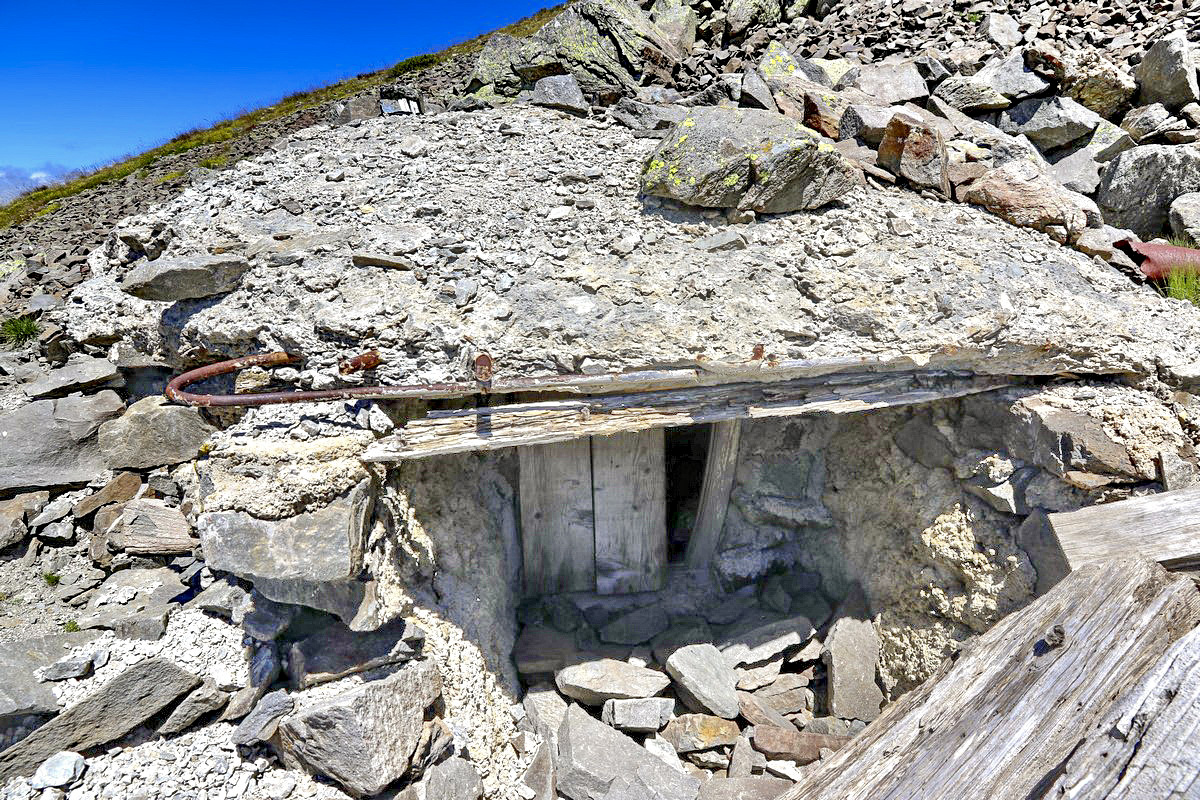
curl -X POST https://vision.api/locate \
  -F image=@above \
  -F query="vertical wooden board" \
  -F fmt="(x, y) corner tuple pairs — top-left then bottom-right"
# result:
(519, 439), (595, 596)
(686, 420), (742, 569)
(592, 429), (667, 594)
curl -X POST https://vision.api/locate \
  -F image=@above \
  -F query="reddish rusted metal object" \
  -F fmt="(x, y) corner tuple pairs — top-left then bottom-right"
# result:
(339, 350), (382, 375)
(474, 353), (494, 384)
(1115, 239), (1200, 281)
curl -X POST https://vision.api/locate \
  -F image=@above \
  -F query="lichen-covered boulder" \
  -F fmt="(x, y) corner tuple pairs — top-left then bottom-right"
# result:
(727, 0), (783, 38)
(465, 33), (540, 94)
(1135, 31), (1200, 109)
(641, 107), (859, 213)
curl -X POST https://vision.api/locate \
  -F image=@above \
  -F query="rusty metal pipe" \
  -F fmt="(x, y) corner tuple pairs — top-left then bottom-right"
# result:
(1115, 239), (1200, 281)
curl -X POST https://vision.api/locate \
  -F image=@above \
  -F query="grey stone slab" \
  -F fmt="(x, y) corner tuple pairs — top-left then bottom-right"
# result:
(98, 396), (215, 470)
(0, 659), (199, 782)
(822, 616), (884, 722)
(120, 254), (251, 301)
(23, 356), (121, 400)
(601, 697), (675, 732)
(556, 659), (670, 706)
(0, 392), (125, 493)
(666, 644), (740, 719)
(158, 678), (229, 736)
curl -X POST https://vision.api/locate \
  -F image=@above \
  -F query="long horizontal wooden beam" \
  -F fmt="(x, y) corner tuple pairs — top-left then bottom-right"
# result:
(363, 371), (1014, 462)
(1047, 486), (1200, 571)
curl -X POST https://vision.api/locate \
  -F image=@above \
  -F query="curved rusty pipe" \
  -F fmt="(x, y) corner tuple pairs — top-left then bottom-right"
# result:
(164, 351), (495, 408)
(1115, 239), (1200, 281)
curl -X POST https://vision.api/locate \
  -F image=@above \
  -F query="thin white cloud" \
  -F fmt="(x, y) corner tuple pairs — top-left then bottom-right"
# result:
(0, 164), (74, 204)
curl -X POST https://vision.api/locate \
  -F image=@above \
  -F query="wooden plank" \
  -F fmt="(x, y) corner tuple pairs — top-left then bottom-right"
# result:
(775, 558), (1200, 800)
(1047, 486), (1200, 571)
(685, 420), (741, 569)
(1048, 623), (1200, 798)
(519, 439), (595, 596)
(363, 373), (1012, 462)
(592, 430), (667, 594)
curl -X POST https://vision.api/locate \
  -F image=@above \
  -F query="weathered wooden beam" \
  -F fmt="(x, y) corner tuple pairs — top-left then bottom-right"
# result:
(685, 420), (741, 569)
(1047, 486), (1200, 571)
(519, 440), (595, 596)
(776, 558), (1200, 800)
(363, 372), (1012, 462)
(1047, 623), (1200, 798)
(592, 430), (667, 594)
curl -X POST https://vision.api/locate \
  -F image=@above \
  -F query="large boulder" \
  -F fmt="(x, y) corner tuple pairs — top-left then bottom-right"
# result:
(1135, 31), (1200, 109)
(964, 159), (1091, 244)
(197, 479), (375, 626)
(531, 74), (589, 116)
(1048, 121), (1135, 195)
(274, 659), (441, 797)
(651, 0), (697, 54)
(0, 391), (125, 494)
(974, 49), (1051, 101)
(999, 96), (1103, 152)
(120, 254), (251, 301)
(1095, 144), (1200, 237)
(1170, 192), (1200, 243)
(932, 76), (1010, 113)
(726, 0), (782, 38)
(856, 62), (929, 106)
(98, 396), (215, 470)
(0, 659), (198, 782)
(641, 107), (859, 214)
(1025, 43), (1136, 120)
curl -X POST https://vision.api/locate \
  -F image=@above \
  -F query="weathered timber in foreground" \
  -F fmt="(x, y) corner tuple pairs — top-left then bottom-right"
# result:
(364, 372), (1013, 461)
(1047, 486), (1200, 570)
(1047, 623), (1200, 798)
(776, 559), (1200, 800)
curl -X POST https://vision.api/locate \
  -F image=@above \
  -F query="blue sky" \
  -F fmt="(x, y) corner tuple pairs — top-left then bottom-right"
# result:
(0, 0), (553, 180)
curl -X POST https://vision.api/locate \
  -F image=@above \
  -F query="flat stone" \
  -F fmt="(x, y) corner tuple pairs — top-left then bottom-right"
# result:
(555, 659), (670, 706)
(751, 726), (850, 764)
(238, 591), (298, 642)
(602, 697), (675, 732)
(932, 76), (1010, 113)
(0, 392), (125, 494)
(531, 74), (589, 116)
(232, 689), (293, 746)
(98, 396), (215, 470)
(696, 776), (792, 799)
(695, 231), (748, 252)
(599, 605), (670, 645)
(754, 673), (814, 715)
(803, 716), (865, 737)
(275, 659), (441, 797)
(112, 609), (170, 641)
(856, 61), (928, 105)
(823, 616), (884, 722)
(287, 617), (423, 688)
(556, 704), (700, 800)
(521, 742), (555, 800)
(720, 615), (816, 667)
(29, 752), (85, 790)
(418, 757), (484, 800)
(666, 643), (740, 719)
(523, 682), (569, 748)
(109, 499), (197, 555)
(979, 12), (1021, 49)
(0, 492), (47, 551)
(121, 254), (252, 301)
(0, 659), (198, 782)
(736, 691), (792, 730)
(661, 713), (740, 753)
(159, 678), (229, 735)
(38, 656), (94, 682)
(72, 472), (141, 519)
(23, 356), (121, 400)
(190, 577), (248, 619)
(77, 567), (183, 631)
(351, 252), (414, 269)
(514, 624), (581, 676)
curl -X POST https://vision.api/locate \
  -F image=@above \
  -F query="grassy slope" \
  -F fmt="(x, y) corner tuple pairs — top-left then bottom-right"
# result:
(0, 5), (562, 230)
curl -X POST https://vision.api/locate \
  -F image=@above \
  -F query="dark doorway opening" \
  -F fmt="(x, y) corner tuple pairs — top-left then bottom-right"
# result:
(665, 424), (712, 562)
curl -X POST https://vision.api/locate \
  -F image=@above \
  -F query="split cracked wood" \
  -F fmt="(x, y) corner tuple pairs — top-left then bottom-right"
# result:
(1047, 486), (1200, 571)
(775, 558), (1200, 800)
(364, 371), (1014, 461)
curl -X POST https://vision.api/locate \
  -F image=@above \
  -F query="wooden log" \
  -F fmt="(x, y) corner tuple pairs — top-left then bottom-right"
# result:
(363, 373), (1012, 462)
(592, 430), (667, 594)
(1047, 486), (1200, 571)
(775, 558), (1200, 800)
(1048, 624), (1200, 798)
(685, 420), (741, 569)
(519, 440), (595, 596)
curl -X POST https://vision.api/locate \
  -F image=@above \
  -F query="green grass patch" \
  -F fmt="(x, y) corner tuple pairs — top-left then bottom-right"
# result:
(42, 572), (61, 587)
(1, 316), (40, 347)
(156, 170), (187, 184)
(198, 155), (229, 170)
(1166, 267), (1200, 307)
(1170, 235), (1197, 249)
(62, 619), (80, 633)
(0, 4), (563, 230)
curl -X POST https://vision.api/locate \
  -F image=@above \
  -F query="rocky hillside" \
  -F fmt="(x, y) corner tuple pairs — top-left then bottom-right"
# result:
(4, 1), (1200, 800)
